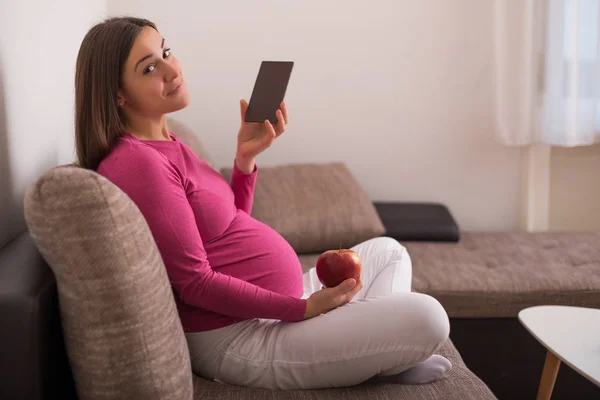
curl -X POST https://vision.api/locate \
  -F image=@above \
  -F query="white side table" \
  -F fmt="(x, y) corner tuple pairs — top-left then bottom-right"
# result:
(518, 305), (600, 400)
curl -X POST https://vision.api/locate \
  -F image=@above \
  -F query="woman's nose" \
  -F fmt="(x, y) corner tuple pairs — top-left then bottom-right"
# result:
(163, 61), (180, 82)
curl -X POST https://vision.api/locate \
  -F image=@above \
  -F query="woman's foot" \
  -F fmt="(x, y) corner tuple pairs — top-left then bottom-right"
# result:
(376, 355), (452, 385)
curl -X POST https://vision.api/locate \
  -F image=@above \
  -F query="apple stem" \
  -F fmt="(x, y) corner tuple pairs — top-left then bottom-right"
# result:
(339, 243), (341, 252)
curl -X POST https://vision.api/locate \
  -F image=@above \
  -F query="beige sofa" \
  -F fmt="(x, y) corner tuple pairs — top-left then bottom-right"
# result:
(1, 119), (496, 399)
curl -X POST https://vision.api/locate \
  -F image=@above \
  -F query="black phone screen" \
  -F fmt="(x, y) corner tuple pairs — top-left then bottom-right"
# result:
(244, 61), (294, 124)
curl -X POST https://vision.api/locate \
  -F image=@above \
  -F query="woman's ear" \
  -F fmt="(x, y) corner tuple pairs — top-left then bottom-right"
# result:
(116, 90), (126, 107)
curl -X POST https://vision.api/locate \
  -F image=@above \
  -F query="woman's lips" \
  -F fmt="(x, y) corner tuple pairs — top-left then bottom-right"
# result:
(167, 83), (182, 96)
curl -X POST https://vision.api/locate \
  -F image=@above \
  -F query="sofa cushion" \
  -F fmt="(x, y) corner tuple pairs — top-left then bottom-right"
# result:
(190, 339), (496, 399)
(405, 232), (600, 318)
(24, 166), (194, 400)
(374, 202), (460, 242)
(220, 162), (385, 254)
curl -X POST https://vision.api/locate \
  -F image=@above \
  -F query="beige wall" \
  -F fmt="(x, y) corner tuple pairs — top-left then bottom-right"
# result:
(0, 0), (600, 250)
(107, 0), (523, 231)
(3, 1), (593, 238)
(550, 145), (600, 231)
(1, 0), (595, 248)
(0, 0), (105, 248)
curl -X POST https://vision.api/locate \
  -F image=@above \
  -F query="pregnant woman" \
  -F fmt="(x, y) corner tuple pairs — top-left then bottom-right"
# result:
(74, 16), (452, 390)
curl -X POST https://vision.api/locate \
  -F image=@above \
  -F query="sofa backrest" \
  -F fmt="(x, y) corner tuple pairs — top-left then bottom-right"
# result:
(23, 136), (197, 399)
(0, 231), (77, 400)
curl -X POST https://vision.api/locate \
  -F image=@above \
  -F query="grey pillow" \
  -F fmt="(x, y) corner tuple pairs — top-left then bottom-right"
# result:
(24, 166), (193, 400)
(221, 162), (385, 254)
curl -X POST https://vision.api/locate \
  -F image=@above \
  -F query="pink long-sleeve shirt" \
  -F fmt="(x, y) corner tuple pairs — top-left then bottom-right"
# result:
(97, 131), (307, 332)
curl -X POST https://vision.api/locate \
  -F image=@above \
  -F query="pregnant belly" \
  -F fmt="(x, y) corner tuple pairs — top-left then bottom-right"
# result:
(204, 210), (304, 298)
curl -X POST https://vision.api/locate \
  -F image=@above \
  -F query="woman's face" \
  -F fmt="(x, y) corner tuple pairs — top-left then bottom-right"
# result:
(118, 26), (190, 117)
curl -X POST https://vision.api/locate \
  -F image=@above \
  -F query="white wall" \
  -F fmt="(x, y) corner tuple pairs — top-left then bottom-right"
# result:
(0, 0), (524, 247)
(108, 0), (523, 231)
(0, 0), (106, 248)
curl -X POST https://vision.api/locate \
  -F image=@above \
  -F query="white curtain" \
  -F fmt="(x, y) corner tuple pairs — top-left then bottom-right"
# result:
(494, 0), (600, 146)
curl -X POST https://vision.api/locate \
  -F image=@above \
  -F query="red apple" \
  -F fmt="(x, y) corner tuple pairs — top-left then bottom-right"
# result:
(316, 248), (362, 288)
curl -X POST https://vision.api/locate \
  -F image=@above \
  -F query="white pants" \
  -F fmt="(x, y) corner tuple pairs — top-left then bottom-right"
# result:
(185, 236), (450, 390)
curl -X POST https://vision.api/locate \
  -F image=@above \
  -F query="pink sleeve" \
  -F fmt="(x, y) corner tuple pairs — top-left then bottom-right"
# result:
(229, 158), (257, 215)
(104, 151), (306, 322)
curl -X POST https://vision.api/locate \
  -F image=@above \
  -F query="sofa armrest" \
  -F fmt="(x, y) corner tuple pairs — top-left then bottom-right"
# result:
(373, 202), (460, 242)
(0, 232), (77, 400)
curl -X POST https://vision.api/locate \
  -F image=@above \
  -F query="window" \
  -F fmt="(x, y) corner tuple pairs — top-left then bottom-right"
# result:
(563, 0), (600, 130)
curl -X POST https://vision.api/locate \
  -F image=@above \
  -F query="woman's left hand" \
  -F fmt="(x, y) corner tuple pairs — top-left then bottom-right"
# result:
(236, 99), (289, 161)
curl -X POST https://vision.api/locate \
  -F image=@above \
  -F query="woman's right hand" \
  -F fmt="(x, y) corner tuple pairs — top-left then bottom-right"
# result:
(303, 278), (363, 320)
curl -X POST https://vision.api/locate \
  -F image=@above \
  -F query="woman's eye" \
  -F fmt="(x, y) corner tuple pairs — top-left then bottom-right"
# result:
(163, 48), (171, 58)
(144, 65), (155, 74)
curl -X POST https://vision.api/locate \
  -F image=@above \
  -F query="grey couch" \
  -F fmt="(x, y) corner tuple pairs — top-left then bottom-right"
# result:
(0, 120), (496, 400)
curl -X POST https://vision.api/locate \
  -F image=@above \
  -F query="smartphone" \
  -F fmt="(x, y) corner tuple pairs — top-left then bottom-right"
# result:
(244, 61), (294, 124)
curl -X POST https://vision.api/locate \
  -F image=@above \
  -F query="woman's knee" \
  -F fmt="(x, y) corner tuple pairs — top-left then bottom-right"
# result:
(374, 236), (411, 264)
(377, 236), (405, 251)
(378, 237), (412, 287)
(410, 294), (450, 348)
(354, 236), (410, 261)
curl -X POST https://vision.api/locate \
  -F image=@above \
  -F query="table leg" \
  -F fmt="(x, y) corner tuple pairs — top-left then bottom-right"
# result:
(536, 350), (561, 400)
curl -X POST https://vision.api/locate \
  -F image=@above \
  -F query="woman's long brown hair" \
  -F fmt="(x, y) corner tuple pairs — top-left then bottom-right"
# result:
(75, 17), (157, 170)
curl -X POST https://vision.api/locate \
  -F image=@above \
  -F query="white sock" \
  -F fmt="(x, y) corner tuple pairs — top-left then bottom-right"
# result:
(376, 355), (452, 385)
